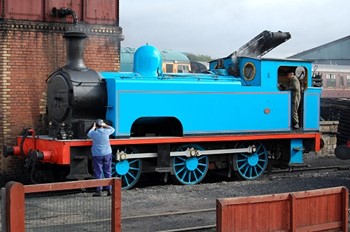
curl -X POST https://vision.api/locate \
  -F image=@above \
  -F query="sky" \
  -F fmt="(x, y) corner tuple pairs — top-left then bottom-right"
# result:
(120, 0), (350, 59)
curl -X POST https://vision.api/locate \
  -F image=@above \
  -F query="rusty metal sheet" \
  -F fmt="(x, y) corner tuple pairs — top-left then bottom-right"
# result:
(83, 0), (118, 25)
(45, 0), (82, 23)
(3, 0), (44, 20)
(0, 0), (118, 25)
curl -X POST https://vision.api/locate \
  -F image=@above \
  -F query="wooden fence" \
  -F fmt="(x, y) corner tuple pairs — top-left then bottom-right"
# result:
(217, 187), (349, 232)
(5, 178), (121, 232)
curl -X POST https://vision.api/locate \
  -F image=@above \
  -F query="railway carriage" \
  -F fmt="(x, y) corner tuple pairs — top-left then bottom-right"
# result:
(3, 30), (323, 189)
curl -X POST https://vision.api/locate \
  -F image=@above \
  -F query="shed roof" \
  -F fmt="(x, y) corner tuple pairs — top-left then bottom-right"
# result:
(289, 35), (350, 60)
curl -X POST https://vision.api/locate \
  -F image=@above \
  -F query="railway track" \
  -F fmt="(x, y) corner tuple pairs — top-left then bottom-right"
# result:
(122, 208), (216, 231)
(21, 208), (217, 232)
(274, 164), (350, 173)
(267, 164), (350, 179)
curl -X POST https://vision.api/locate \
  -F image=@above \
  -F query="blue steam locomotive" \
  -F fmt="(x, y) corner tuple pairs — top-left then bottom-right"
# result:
(3, 31), (322, 189)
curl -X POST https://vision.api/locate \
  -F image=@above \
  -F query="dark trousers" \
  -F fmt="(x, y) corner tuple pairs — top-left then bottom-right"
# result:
(92, 154), (112, 191)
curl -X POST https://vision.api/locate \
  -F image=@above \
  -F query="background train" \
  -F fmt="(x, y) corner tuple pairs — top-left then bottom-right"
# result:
(3, 30), (323, 189)
(313, 64), (350, 98)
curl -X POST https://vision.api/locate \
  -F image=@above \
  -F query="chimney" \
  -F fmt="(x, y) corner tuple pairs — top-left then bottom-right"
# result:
(63, 31), (88, 71)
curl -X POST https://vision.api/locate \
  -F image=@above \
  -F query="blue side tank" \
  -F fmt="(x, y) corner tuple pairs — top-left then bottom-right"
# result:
(134, 44), (162, 77)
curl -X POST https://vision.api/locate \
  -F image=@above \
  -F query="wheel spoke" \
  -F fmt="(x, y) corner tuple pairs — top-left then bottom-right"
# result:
(176, 157), (186, 162)
(249, 167), (253, 177)
(256, 163), (263, 170)
(257, 151), (265, 156)
(238, 162), (248, 171)
(174, 162), (186, 166)
(188, 171), (192, 183)
(129, 159), (139, 165)
(123, 175), (130, 186)
(242, 167), (248, 176)
(127, 171), (136, 180)
(193, 170), (198, 180)
(129, 166), (140, 171)
(175, 167), (185, 175)
(256, 144), (263, 151)
(181, 170), (188, 180)
(253, 166), (257, 176)
(196, 168), (204, 175)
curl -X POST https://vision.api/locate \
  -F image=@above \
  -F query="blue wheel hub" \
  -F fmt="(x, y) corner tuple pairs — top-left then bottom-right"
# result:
(247, 154), (259, 166)
(186, 157), (199, 171)
(172, 144), (209, 185)
(235, 142), (268, 180)
(115, 160), (130, 176)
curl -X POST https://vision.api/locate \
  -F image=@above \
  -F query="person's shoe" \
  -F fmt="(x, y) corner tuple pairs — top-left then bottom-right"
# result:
(107, 190), (112, 196)
(93, 191), (102, 197)
(293, 124), (300, 129)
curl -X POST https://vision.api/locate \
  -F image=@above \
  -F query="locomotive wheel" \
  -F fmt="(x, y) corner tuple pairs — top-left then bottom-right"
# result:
(172, 144), (209, 185)
(233, 142), (268, 180)
(112, 147), (142, 190)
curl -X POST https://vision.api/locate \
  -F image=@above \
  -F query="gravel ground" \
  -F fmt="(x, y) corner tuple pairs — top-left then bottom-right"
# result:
(2, 154), (350, 231)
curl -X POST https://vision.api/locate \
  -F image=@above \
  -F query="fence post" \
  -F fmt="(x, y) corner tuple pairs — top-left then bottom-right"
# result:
(6, 181), (25, 232)
(289, 193), (296, 232)
(111, 178), (121, 232)
(341, 187), (349, 232)
(1, 187), (6, 232)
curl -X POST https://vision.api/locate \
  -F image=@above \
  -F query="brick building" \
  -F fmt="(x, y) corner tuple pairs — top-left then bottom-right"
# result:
(0, 0), (123, 175)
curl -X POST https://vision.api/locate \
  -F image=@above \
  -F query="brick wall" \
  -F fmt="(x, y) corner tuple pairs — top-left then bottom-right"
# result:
(319, 121), (339, 156)
(0, 20), (123, 174)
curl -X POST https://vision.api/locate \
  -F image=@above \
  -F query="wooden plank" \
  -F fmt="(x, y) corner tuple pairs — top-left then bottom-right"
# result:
(292, 187), (344, 198)
(297, 221), (342, 232)
(24, 178), (118, 193)
(218, 193), (290, 205)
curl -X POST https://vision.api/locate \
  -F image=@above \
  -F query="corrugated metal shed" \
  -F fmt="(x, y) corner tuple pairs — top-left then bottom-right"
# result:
(161, 50), (189, 62)
(120, 47), (136, 72)
(290, 35), (350, 65)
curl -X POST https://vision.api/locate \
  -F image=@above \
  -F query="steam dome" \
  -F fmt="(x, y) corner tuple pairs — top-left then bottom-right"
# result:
(134, 44), (162, 77)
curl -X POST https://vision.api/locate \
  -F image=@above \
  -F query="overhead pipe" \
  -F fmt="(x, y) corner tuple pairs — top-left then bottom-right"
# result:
(51, 7), (78, 25)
